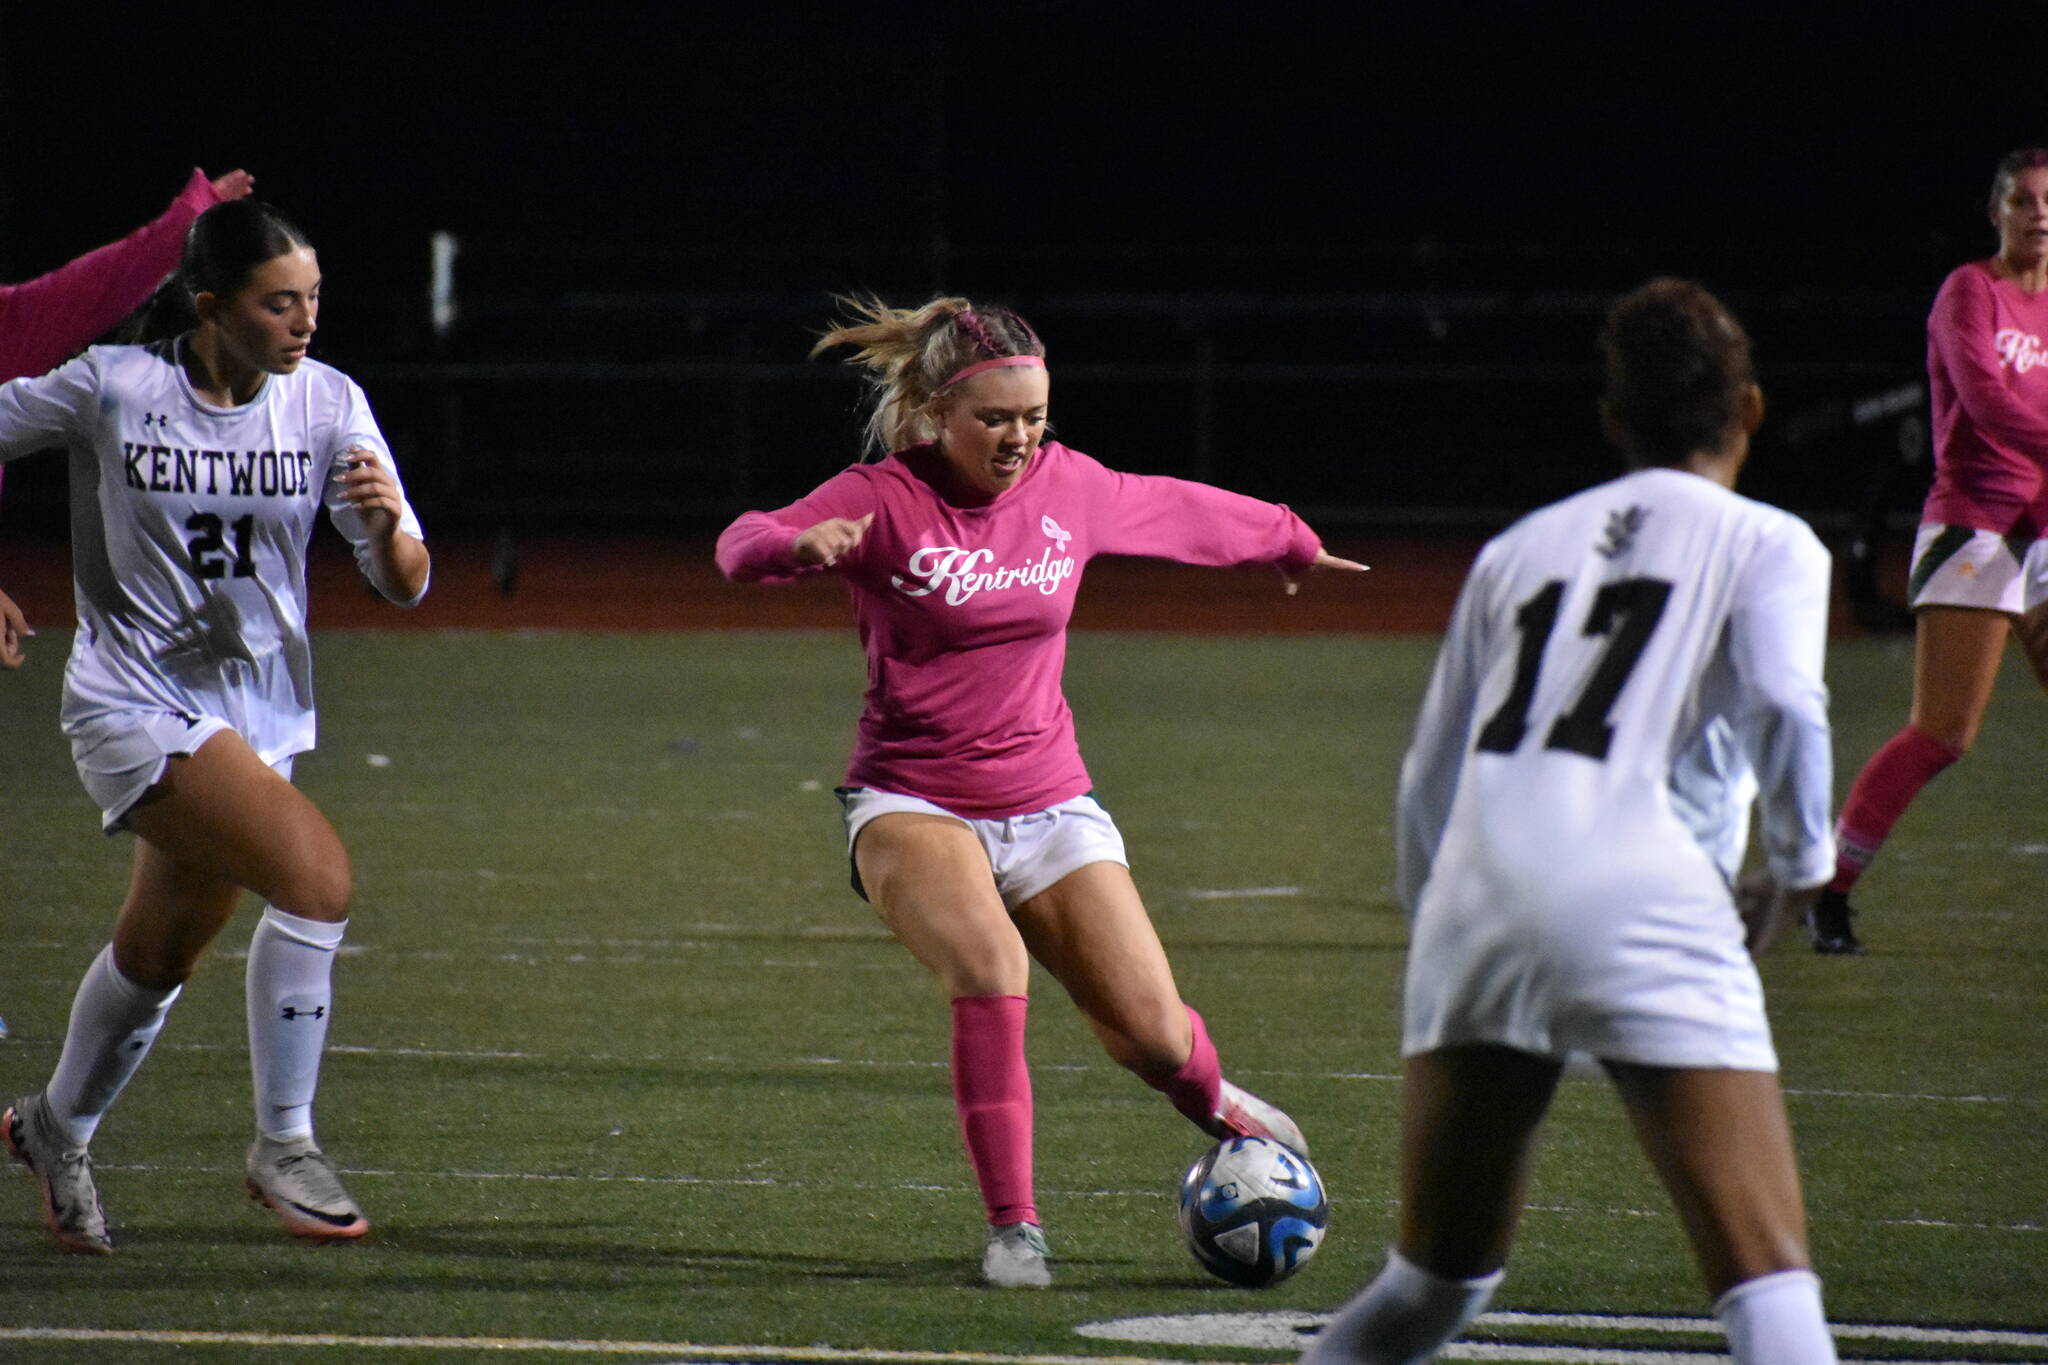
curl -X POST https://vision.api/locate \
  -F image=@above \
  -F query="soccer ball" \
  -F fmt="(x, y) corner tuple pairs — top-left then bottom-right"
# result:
(1178, 1135), (1328, 1287)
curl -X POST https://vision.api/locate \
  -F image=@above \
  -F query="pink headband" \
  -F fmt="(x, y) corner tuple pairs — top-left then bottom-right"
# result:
(937, 354), (1046, 391)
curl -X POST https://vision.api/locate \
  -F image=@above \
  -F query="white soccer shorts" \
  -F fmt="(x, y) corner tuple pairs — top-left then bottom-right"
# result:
(838, 788), (1129, 909)
(67, 710), (291, 831)
(1905, 523), (2033, 614)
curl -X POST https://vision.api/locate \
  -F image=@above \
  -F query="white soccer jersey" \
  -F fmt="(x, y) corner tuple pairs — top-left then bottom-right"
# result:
(0, 339), (424, 761)
(1392, 467), (1833, 1067)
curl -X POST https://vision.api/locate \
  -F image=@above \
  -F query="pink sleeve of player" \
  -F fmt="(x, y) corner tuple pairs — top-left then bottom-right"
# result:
(0, 169), (222, 382)
(1931, 269), (2048, 465)
(1082, 453), (1322, 569)
(715, 466), (881, 583)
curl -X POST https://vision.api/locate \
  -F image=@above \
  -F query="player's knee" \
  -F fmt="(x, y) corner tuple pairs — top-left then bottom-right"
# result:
(276, 852), (353, 923)
(936, 938), (1027, 997)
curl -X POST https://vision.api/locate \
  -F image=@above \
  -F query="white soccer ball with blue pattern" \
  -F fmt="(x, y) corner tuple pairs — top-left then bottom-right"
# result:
(1178, 1134), (1328, 1287)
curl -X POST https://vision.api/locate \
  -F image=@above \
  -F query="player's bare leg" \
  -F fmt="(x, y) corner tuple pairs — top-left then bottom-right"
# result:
(855, 813), (1044, 1284)
(1604, 1063), (1814, 1291)
(1018, 861), (1305, 1152)
(1907, 606), (2009, 752)
(122, 730), (366, 1240)
(1396, 1044), (1560, 1275)
(856, 813), (1028, 997)
(1605, 1063), (1835, 1358)
(1015, 862), (1186, 1077)
(1818, 605), (2005, 953)
(12, 730), (359, 1252)
(1302, 1045), (1557, 1364)
(119, 730), (350, 976)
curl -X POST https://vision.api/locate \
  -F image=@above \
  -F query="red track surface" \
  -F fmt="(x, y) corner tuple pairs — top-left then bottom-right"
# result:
(0, 529), (1901, 636)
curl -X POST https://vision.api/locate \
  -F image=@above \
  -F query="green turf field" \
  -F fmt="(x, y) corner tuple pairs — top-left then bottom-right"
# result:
(1, 629), (2042, 1363)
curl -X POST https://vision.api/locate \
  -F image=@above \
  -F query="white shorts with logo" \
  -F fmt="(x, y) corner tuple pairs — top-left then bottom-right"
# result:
(67, 710), (292, 832)
(1905, 523), (2033, 613)
(837, 788), (1129, 909)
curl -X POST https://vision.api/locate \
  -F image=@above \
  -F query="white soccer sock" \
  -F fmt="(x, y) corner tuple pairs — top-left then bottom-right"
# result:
(1715, 1269), (1838, 1364)
(45, 944), (182, 1146)
(246, 907), (346, 1141)
(1300, 1247), (1503, 1365)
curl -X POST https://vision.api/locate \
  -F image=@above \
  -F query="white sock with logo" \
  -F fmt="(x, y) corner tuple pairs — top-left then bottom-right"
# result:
(1715, 1269), (1838, 1364)
(1300, 1247), (1503, 1365)
(246, 907), (345, 1141)
(45, 944), (182, 1146)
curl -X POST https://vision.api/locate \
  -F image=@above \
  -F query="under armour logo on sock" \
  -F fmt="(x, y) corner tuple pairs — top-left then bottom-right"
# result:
(280, 1005), (327, 1021)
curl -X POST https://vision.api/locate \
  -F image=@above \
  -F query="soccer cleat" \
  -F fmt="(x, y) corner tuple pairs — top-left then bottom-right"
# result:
(245, 1134), (369, 1241)
(4, 1091), (113, 1255)
(1805, 890), (1866, 956)
(1209, 1079), (1309, 1156)
(982, 1220), (1052, 1288)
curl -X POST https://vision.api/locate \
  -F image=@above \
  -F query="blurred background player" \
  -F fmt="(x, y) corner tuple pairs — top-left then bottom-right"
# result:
(1814, 147), (2048, 954)
(717, 295), (1362, 1288)
(0, 198), (428, 1254)
(0, 166), (252, 1042)
(1303, 279), (1837, 1364)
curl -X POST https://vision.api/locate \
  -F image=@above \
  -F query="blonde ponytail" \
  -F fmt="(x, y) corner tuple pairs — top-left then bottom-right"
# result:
(812, 294), (1044, 455)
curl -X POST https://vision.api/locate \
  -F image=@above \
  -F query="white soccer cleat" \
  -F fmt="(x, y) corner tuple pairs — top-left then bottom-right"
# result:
(245, 1133), (369, 1241)
(982, 1220), (1052, 1288)
(1209, 1079), (1309, 1156)
(5, 1091), (113, 1255)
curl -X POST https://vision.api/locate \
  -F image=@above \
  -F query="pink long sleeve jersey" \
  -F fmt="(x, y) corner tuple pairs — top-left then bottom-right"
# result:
(1924, 259), (2048, 533)
(717, 440), (1321, 818)
(0, 169), (222, 382)
(0, 169), (223, 498)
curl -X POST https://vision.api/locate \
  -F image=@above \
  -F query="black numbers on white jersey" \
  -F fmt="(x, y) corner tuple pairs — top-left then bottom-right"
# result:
(185, 512), (257, 580)
(1475, 576), (1673, 761)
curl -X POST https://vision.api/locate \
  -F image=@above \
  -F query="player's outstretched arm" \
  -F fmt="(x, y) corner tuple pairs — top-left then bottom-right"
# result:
(1280, 548), (1369, 596)
(0, 586), (30, 668)
(333, 447), (429, 604)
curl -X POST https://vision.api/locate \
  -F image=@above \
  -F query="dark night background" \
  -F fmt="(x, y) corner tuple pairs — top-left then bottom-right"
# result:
(0, 3), (2038, 534)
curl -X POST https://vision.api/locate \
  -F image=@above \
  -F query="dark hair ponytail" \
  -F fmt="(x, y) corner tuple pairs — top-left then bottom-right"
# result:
(1600, 277), (1755, 466)
(122, 199), (314, 345)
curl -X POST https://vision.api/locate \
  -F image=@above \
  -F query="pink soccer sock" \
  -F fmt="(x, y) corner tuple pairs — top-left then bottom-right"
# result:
(1830, 725), (1962, 893)
(1150, 1005), (1223, 1129)
(951, 995), (1037, 1227)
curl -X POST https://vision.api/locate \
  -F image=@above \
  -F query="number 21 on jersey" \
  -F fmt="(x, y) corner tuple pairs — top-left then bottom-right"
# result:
(186, 511), (257, 580)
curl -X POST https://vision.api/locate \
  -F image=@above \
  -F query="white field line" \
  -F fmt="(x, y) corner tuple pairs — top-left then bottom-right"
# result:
(8, 1321), (2048, 1364)
(1079, 1308), (2048, 1356)
(1483, 1310), (2048, 1347)
(0, 1330), (1196, 1364)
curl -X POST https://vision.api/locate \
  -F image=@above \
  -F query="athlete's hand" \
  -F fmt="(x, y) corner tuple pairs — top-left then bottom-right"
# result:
(208, 169), (255, 201)
(793, 513), (874, 567)
(1281, 548), (1369, 596)
(334, 446), (407, 537)
(2020, 602), (2048, 685)
(0, 587), (31, 669)
(1736, 873), (1815, 956)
